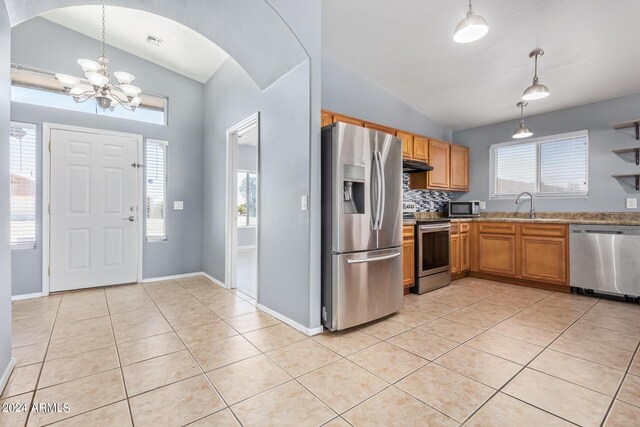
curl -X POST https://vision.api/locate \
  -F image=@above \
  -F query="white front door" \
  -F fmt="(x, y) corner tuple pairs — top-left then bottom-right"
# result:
(49, 128), (140, 292)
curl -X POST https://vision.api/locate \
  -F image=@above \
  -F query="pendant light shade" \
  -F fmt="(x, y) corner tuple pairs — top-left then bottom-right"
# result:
(513, 102), (533, 139)
(522, 49), (549, 101)
(454, 0), (489, 43)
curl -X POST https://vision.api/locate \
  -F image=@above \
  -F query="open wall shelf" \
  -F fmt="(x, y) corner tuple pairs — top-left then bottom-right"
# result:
(612, 119), (640, 140)
(612, 147), (640, 165)
(612, 174), (640, 191)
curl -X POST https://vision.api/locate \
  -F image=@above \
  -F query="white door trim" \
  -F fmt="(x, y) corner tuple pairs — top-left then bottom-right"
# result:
(42, 123), (144, 296)
(225, 112), (260, 297)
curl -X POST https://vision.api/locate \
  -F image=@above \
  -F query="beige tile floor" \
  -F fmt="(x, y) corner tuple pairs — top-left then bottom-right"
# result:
(2, 276), (640, 426)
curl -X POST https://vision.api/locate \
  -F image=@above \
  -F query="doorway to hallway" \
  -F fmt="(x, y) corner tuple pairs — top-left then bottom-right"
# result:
(226, 113), (259, 299)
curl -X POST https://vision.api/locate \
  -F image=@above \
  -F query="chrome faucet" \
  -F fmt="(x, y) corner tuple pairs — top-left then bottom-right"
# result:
(515, 192), (536, 219)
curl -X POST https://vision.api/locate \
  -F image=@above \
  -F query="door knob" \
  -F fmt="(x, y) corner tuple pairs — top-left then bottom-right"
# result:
(122, 216), (135, 222)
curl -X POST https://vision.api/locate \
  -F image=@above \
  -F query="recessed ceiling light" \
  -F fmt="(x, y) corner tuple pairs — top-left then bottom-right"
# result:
(453, 0), (489, 44)
(146, 34), (164, 47)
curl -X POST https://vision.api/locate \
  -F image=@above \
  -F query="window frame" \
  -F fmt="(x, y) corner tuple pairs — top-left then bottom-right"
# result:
(489, 130), (589, 199)
(145, 139), (168, 242)
(237, 170), (257, 228)
(9, 121), (38, 250)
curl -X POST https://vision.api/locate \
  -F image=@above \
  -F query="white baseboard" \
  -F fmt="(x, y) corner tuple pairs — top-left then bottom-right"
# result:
(11, 292), (44, 301)
(142, 272), (203, 283)
(0, 358), (16, 396)
(257, 303), (323, 336)
(200, 272), (227, 289)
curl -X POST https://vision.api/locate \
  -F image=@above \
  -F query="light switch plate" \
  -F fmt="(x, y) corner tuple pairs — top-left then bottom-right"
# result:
(626, 198), (637, 209)
(479, 201), (486, 210)
(174, 201), (184, 210)
(301, 195), (308, 211)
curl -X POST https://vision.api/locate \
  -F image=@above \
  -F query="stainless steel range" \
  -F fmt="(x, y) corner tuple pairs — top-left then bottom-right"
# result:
(413, 219), (451, 294)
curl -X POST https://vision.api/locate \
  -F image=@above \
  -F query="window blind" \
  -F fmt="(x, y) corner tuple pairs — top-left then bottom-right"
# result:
(491, 130), (588, 198)
(145, 139), (167, 241)
(9, 123), (37, 249)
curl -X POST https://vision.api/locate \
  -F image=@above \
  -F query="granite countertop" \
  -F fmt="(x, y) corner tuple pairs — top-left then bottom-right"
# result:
(404, 212), (640, 226)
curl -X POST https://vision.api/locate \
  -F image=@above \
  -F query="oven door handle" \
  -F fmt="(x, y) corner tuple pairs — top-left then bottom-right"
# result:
(346, 252), (401, 264)
(420, 225), (451, 232)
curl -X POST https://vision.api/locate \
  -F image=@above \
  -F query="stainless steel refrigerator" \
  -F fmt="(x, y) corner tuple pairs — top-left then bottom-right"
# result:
(321, 122), (403, 331)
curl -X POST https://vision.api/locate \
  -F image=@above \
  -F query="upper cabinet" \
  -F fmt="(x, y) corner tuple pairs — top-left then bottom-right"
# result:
(364, 122), (396, 136)
(321, 111), (333, 127)
(426, 139), (450, 189)
(332, 113), (364, 127)
(450, 144), (469, 191)
(397, 131), (414, 159)
(413, 136), (429, 162)
(320, 110), (469, 192)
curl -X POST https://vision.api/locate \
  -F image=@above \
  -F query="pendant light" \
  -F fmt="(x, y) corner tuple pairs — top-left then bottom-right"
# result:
(522, 49), (549, 101)
(453, 0), (489, 43)
(513, 102), (533, 139)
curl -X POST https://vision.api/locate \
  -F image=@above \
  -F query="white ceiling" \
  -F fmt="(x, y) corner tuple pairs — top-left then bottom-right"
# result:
(42, 5), (230, 83)
(322, 0), (640, 130)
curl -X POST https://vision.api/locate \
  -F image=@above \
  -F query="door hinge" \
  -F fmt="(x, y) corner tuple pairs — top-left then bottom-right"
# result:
(48, 203), (51, 214)
(131, 163), (144, 168)
(48, 140), (51, 152)
(48, 265), (51, 276)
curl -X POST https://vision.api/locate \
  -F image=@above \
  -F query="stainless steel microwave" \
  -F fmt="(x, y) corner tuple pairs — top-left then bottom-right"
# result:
(444, 201), (480, 218)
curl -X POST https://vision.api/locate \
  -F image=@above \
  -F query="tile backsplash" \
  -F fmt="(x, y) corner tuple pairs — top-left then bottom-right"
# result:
(403, 173), (452, 212)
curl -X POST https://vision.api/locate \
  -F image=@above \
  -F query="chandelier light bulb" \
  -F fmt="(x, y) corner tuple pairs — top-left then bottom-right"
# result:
(77, 59), (101, 73)
(114, 71), (135, 85)
(55, 73), (80, 88)
(86, 71), (109, 88)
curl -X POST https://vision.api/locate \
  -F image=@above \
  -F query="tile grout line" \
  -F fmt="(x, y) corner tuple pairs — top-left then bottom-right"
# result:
(104, 288), (137, 427)
(23, 294), (62, 426)
(140, 279), (244, 426)
(600, 339), (640, 426)
(459, 293), (614, 426)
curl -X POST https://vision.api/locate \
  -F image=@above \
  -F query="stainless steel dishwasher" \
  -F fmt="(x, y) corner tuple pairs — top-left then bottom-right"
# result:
(570, 224), (640, 297)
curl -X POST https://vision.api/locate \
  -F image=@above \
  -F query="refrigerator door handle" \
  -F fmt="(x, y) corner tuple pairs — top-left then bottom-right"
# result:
(346, 252), (401, 264)
(377, 151), (385, 230)
(371, 151), (382, 230)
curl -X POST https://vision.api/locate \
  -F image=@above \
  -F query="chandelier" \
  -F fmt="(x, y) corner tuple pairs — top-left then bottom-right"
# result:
(54, 5), (142, 111)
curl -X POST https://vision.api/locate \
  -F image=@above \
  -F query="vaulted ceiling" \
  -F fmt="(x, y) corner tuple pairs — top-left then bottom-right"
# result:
(322, 0), (640, 130)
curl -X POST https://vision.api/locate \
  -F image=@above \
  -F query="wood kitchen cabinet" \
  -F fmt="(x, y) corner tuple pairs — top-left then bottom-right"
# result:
(403, 225), (415, 291)
(332, 113), (364, 127)
(427, 139), (450, 189)
(469, 222), (570, 290)
(364, 122), (396, 136)
(450, 144), (469, 191)
(412, 136), (429, 162)
(321, 111), (333, 127)
(397, 131), (414, 159)
(450, 222), (470, 277)
(520, 224), (568, 284)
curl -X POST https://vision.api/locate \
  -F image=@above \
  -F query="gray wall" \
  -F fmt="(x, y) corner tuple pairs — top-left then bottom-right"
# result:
(203, 57), (313, 328)
(322, 56), (451, 142)
(1, 0), (14, 383)
(453, 92), (640, 213)
(10, 17), (205, 295)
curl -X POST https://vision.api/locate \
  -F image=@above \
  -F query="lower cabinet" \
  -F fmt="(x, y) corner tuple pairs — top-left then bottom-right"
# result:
(470, 222), (569, 288)
(521, 236), (567, 284)
(403, 226), (415, 291)
(450, 222), (470, 276)
(478, 233), (517, 277)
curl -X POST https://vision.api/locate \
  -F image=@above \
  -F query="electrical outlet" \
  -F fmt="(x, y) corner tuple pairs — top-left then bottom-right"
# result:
(301, 195), (308, 211)
(626, 198), (637, 209)
(174, 201), (184, 210)
(479, 201), (486, 210)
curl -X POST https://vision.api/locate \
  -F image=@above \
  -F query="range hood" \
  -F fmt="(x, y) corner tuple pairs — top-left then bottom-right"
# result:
(403, 159), (433, 174)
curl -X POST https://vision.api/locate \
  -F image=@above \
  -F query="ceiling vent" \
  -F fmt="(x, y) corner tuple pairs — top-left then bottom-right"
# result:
(146, 34), (164, 47)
